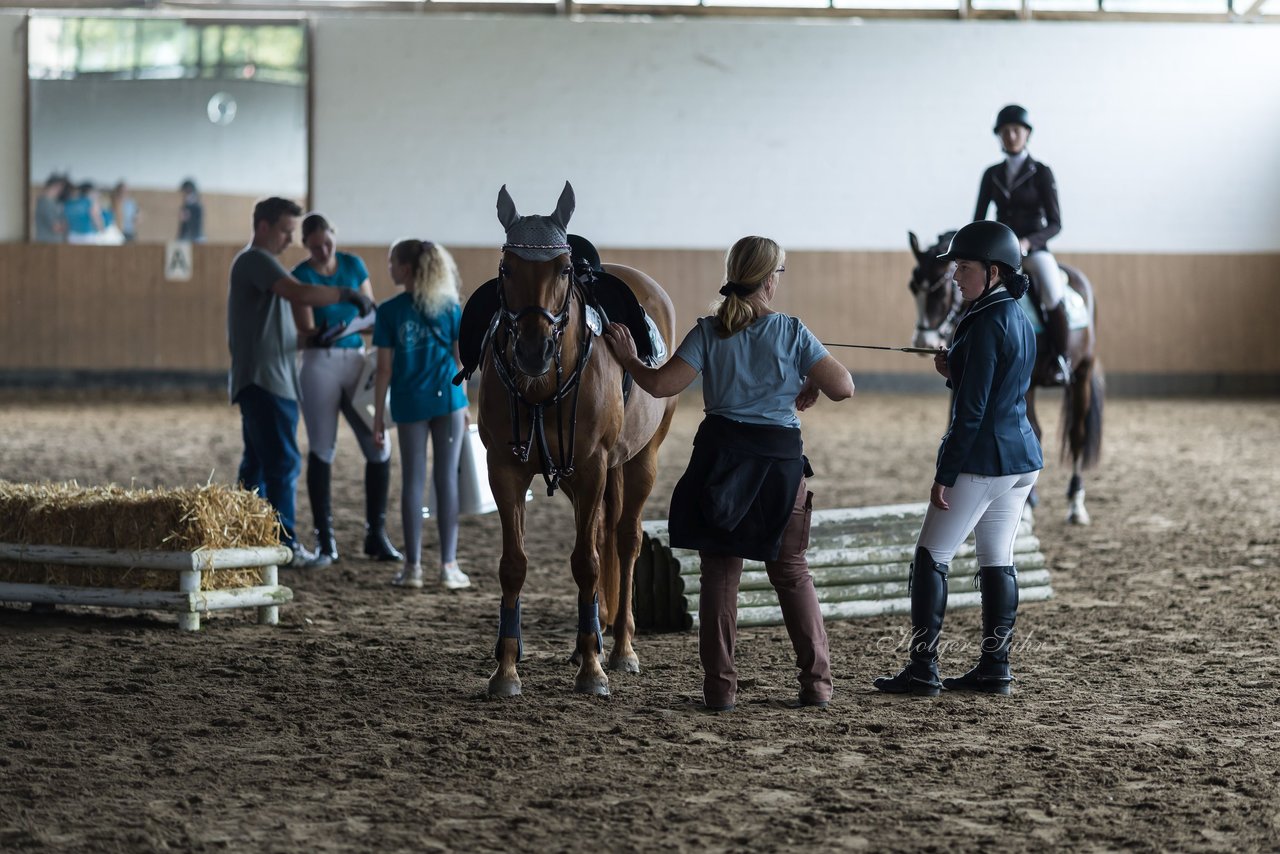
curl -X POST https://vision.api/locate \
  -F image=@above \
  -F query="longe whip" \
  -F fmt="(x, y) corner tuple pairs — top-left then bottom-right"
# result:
(821, 342), (942, 354)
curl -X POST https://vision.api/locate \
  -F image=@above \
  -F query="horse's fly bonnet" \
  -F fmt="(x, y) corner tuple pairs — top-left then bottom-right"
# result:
(497, 182), (575, 262)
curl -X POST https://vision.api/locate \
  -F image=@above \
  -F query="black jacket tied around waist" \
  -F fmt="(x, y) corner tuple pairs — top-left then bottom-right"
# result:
(668, 414), (810, 562)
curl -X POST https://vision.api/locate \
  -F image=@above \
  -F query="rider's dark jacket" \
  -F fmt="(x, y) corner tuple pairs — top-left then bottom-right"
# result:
(936, 286), (1044, 488)
(974, 156), (1061, 253)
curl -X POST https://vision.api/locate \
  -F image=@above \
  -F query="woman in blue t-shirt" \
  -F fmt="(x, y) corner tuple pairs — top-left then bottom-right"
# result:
(372, 239), (470, 591)
(290, 214), (401, 565)
(604, 236), (855, 712)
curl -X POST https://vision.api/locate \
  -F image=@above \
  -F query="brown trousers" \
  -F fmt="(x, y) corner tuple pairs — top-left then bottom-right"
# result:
(698, 478), (832, 708)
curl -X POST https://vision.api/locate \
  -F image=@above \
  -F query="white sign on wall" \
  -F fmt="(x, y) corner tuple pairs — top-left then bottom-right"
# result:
(165, 240), (193, 282)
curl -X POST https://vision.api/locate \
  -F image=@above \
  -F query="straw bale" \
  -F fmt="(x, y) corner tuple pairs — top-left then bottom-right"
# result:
(0, 481), (281, 591)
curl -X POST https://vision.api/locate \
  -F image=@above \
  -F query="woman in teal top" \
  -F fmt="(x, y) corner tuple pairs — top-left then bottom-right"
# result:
(290, 214), (401, 565)
(63, 182), (101, 244)
(372, 238), (470, 591)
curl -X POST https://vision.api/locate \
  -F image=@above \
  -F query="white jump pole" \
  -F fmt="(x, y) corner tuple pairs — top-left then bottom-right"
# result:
(258, 565), (279, 626)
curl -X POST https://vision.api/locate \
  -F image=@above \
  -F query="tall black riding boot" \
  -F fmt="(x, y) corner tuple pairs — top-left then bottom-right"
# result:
(943, 566), (1018, 695)
(306, 453), (338, 562)
(874, 547), (948, 697)
(363, 460), (404, 562)
(1047, 302), (1072, 386)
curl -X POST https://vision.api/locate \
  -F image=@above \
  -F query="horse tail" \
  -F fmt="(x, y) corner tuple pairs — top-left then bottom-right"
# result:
(597, 464), (624, 627)
(1060, 360), (1105, 470)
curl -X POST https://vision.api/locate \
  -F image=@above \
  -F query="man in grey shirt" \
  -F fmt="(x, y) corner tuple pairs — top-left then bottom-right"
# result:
(228, 197), (374, 569)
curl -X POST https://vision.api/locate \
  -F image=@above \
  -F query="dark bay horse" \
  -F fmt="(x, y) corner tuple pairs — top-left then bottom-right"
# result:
(479, 183), (677, 696)
(907, 230), (1103, 524)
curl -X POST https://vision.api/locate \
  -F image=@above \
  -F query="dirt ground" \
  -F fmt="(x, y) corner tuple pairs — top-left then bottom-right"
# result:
(1, 390), (1278, 852)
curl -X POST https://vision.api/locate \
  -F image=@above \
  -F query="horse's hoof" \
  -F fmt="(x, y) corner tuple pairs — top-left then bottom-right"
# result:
(488, 669), (523, 698)
(607, 652), (641, 674)
(573, 673), (610, 696)
(1068, 511), (1091, 526)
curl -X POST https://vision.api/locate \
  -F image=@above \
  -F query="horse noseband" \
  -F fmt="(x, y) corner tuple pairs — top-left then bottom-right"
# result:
(491, 265), (594, 497)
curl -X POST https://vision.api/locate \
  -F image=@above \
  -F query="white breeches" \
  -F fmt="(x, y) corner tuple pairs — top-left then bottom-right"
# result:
(299, 348), (389, 464)
(917, 470), (1040, 567)
(1023, 250), (1064, 311)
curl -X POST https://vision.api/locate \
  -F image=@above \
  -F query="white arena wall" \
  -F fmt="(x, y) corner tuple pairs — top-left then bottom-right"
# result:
(307, 14), (1280, 252)
(1, 11), (1278, 252)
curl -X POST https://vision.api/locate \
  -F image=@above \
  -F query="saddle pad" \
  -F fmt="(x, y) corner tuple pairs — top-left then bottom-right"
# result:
(594, 271), (661, 364)
(1016, 274), (1089, 334)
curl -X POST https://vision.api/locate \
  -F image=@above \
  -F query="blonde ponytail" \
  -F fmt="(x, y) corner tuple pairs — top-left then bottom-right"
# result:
(713, 236), (784, 338)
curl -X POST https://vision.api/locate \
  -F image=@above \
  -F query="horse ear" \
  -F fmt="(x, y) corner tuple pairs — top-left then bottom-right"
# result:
(496, 185), (520, 231)
(549, 181), (575, 230)
(908, 231), (923, 261)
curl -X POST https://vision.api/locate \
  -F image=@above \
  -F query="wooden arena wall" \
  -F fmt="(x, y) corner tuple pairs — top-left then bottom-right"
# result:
(0, 244), (1276, 392)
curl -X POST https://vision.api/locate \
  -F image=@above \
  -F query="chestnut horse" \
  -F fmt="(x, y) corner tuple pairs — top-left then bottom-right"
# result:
(479, 184), (677, 697)
(907, 230), (1103, 524)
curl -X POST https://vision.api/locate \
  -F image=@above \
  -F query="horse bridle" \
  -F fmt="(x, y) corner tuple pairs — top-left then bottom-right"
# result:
(913, 263), (965, 343)
(490, 259), (594, 496)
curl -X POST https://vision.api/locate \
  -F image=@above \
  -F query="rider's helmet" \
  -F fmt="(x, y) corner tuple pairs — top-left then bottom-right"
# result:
(938, 220), (1023, 273)
(993, 104), (1032, 134)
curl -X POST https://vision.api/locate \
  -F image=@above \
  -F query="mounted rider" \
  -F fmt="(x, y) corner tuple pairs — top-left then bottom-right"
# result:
(974, 104), (1071, 385)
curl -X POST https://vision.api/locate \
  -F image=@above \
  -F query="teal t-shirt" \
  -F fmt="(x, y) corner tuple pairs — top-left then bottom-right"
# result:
(673, 313), (828, 429)
(290, 251), (368, 349)
(372, 293), (467, 424)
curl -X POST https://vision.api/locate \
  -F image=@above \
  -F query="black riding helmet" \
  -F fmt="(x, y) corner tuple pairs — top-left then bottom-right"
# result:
(993, 104), (1032, 134)
(938, 220), (1023, 273)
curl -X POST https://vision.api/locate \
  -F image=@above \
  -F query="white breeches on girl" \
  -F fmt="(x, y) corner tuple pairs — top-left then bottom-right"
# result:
(917, 470), (1040, 567)
(299, 348), (389, 464)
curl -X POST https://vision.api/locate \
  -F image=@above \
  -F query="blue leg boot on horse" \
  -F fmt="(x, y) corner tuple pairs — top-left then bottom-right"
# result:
(489, 598), (525, 697)
(874, 547), (948, 697)
(574, 592), (609, 696)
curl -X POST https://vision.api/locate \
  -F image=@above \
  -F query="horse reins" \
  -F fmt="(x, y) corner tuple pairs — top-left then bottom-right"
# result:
(490, 263), (593, 496)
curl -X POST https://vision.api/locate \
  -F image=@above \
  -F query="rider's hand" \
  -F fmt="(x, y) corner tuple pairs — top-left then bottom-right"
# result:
(1019, 238), (1032, 256)
(933, 347), (950, 380)
(603, 322), (638, 366)
(930, 481), (950, 511)
(795, 379), (820, 412)
(343, 290), (376, 317)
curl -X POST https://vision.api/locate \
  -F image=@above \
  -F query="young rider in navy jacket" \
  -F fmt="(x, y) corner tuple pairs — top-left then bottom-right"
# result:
(875, 220), (1044, 697)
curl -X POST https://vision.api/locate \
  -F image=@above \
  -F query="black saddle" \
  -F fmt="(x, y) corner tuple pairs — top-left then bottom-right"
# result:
(455, 269), (657, 386)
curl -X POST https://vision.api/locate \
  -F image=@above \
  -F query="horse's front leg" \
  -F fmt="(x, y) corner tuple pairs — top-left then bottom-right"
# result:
(606, 444), (662, 674)
(489, 462), (535, 698)
(568, 456), (610, 695)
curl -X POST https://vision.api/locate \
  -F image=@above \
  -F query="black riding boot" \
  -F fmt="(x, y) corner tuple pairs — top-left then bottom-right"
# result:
(306, 453), (338, 562)
(363, 460), (403, 562)
(1047, 302), (1072, 386)
(874, 547), (948, 697)
(943, 566), (1018, 695)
